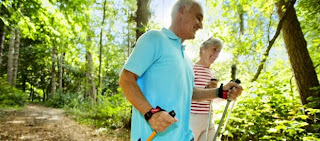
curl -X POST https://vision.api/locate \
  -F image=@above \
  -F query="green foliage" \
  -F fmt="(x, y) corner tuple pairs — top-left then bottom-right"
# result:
(202, 1), (320, 139)
(306, 86), (320, 109)
(44, 91), (81, 108)
(81, 93), (131, 129)
(305, 86), (320, 136)
(218, 73), (320, 141)
(45, 89), (131, 129)
(297, 0), (320, 81)
(0, 77), (27, 107)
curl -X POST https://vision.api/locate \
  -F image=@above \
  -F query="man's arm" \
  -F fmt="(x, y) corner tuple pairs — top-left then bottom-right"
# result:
(119, 69), (177, 132)
(119, 69), (152, 114)
(192, 82), (243, 101)
(192, 88), (219, 102)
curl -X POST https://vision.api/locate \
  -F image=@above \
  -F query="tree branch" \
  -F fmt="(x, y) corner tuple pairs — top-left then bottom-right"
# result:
(267, 13), (273, 41)
(315, 63), (320, 69)
(251, 0), (297, 82)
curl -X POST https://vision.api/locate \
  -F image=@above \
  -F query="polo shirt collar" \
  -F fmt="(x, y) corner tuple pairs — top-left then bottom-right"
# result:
(161, 28), (182, 42)
(161, 28), (185, 50)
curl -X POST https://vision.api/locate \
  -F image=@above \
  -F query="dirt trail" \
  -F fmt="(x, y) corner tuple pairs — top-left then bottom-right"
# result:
(0, 104), (127, 141)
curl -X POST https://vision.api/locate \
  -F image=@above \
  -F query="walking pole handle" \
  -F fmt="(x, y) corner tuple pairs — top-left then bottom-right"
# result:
(146, 111), (176, 141)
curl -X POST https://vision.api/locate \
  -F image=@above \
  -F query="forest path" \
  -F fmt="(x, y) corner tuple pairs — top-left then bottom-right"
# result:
(0, 104), (127, 141)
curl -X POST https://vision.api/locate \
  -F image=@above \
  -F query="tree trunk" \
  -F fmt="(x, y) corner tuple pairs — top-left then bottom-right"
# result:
(22, 74), (26, 92)
(98, 0), (107, 96)
(31, 85), (34, 102)
(58, 53), (64, 92)
(126, 8), (132, 58)
(233, 4), (244, 63)
(126, 16), (130, 58)
(7, 30), (15, 85)
(46, 84), (50, 101)
(86, 51), (96, 101)
(276, 0), (320, 106)
(51, 46), (56, 97)
(238, 5), (244, 36)
(43, 88), (46, 102)
(0, 24), (5, 74)
(135, 0), (151, 40)
(40, 73), (46, 101)
(12, 28), (20, 86)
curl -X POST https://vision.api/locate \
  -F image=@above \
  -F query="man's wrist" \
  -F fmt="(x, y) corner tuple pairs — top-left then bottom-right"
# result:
(216, 84), (228, 99)
(215, 88), (219, 98)
(144, 106), (164, 122)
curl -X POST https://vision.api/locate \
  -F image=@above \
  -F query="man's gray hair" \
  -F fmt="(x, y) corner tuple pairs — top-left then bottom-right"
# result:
(200, 37), (223, 55)
(171, 0), (195, 20)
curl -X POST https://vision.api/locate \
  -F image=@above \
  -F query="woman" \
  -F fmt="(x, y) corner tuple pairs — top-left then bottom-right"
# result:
(190, 37), (223, 141)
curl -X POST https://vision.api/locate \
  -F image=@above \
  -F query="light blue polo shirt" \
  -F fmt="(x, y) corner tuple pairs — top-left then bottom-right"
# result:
(124, 28), (195, 141)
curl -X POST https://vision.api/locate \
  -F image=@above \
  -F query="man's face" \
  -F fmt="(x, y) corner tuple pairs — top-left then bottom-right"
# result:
(180, 3), (203, 40)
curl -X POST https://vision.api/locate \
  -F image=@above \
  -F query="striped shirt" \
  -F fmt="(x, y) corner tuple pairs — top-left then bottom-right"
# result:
(191, 64), (215, 114)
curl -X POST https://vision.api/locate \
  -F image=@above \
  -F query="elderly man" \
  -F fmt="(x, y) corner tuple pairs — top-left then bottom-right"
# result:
(119, 0), (242, 140)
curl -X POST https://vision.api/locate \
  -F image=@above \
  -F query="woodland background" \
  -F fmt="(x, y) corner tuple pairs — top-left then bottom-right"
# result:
(0, 0), (319, 140)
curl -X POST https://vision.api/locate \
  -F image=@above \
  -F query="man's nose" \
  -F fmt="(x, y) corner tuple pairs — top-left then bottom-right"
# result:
(213, 52), (219, 58)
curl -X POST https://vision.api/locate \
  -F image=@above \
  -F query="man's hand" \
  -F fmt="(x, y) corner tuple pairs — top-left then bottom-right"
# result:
(148, 111), (178, 132)
(223, 82), (243, 101)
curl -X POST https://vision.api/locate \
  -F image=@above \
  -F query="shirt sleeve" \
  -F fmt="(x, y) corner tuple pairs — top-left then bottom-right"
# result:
(124, 30), (162, 77)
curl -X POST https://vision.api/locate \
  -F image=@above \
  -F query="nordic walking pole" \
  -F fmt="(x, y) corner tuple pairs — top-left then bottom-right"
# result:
(219, 65), (241, 140)
(219, 100), (236, 140)
(213, 99), (231, 141)
(213, 65), (240, 141)
(206, 78), (217, 141)
(146, 111), (176, 141)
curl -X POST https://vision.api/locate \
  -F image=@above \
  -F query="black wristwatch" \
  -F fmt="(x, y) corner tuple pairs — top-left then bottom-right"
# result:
(144, 106), (164, 122)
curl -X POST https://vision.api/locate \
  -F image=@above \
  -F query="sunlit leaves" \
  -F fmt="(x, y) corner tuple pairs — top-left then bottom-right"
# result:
(0, 16), (9, 26)
(220, 71), (311, 140)
(297, 0), (320, 79)
(202, 4), (316, 139)
(19, 16), (36, 40)
(306, 108), (320, 115)
(205, 0), (280, 77)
